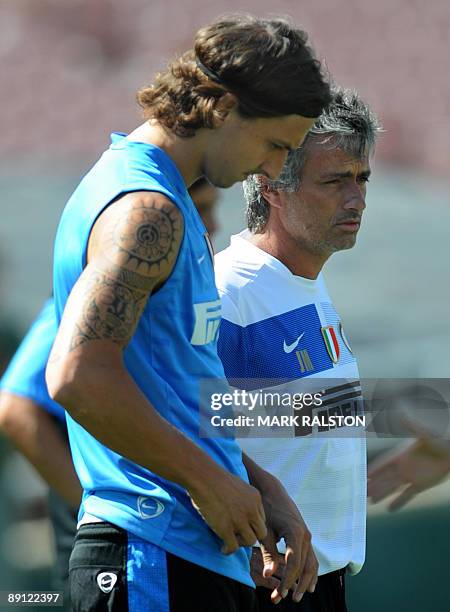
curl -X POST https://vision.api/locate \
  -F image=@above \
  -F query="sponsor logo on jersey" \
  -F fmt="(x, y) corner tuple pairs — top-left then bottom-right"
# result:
(97, 572), (118, 593)
(137, 496), (165, 520)
(321, 326), (340, 363)
(191, 299), (222, 345)
(339, 322), (353, 354)
(294, 380), (363, 436)
(283, 332), (305, 353)
(295, 349), (314, 373)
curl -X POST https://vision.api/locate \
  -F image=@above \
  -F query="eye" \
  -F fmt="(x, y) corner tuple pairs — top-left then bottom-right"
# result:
(270, 142), (284, 151)
(358, 176), (370, 183)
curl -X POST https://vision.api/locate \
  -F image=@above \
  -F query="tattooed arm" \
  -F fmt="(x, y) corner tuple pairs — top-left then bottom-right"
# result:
(46, 191), (266, 553)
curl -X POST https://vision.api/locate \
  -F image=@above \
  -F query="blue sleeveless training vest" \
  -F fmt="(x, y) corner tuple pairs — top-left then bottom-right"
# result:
(52, 133), (252, 586)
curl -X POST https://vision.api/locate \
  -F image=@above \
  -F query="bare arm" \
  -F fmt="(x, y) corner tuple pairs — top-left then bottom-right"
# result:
(0, 391), (82, 507)
(46, 191), (266, 552)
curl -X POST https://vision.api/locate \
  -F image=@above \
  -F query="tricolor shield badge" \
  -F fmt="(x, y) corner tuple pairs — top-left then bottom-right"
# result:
(321, 325), (340, 363)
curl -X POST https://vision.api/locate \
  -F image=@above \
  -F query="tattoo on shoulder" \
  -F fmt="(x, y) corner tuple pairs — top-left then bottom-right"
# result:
(112, 202), (182, 276)
(65, 197), (184, 352)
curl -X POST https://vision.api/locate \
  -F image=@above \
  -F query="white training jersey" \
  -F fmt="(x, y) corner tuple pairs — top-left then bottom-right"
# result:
(215, 231), (366, 576)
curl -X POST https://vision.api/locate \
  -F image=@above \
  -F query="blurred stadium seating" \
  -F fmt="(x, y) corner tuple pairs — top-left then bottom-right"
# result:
(0, 0), (449, 172)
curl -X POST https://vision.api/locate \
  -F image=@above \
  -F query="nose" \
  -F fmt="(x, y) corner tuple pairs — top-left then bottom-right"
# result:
(343, 184), (366, 213)
(260, 150), (289, 181)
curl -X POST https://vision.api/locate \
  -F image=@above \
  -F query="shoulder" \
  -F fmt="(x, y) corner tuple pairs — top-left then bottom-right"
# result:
(215, 243), (263, 298)
(214, 246), (251, 325)
(88, 190), (185, 278)
(216, 244), (279, 323)
(99, 190), (185, 232)
(215, 246), (244, 292)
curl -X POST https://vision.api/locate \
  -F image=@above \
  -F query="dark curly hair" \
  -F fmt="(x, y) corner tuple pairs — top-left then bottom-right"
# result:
(137, 14), (331, 137)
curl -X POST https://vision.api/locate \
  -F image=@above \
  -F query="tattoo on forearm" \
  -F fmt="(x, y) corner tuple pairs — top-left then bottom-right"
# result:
(61, 199), (183, 353)
(69, 270), (148, 350)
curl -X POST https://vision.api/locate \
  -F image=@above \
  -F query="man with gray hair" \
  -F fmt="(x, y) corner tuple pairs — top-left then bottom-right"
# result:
(215, 87), (381, 610)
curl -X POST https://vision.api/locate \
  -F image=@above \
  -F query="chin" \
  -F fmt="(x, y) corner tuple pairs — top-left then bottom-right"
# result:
(212, 177), (239, 189)
(338, 238), (357, 251)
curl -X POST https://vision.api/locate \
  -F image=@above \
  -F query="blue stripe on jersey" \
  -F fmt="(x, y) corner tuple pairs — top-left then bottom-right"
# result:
(0, 299), (65, 421)
(218, 304), (334, 389)
(127, 536), (169, 612)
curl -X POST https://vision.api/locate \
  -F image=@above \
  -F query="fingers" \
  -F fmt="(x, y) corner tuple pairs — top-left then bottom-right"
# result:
(252, 512), (268, 543)
(368, 453), (406, 502)
(367, 451), (400, 480)
(270, 527), (318, 605)
(272, 553), (287, 577)
(270, 551), (318, 604)
(367, 460), (393, 481)
(368, 468), (403, 502)
(236, 524), (260, 548)
(259, 530), (279, 578)
(220, 530), (240, 555)
(222, 507), (267, 554)
(292, 550), (318, 603)
(247, 486), (268, 543)
(257, 499), (267, 525)
(223, 526), (259, 554)
(215, 481), (267, 554)
(388, 484), (417, 511)
(251, 568), (280, 591)
(271, 543), (307, 604)
(261, 576), (280, 591)
(281, 546), (306, 601)
(250, 546), (283, 591)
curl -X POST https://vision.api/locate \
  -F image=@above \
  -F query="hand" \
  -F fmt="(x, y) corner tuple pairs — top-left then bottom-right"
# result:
(188, 467), (267, 555)
(250, 547), (284, 591)
(368, 420), (450, 510)
(260, 483), (318, 605)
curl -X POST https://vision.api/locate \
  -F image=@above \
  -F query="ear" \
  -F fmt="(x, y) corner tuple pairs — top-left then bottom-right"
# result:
(213, 92), (238, 125)
(259, 176), (283, 210)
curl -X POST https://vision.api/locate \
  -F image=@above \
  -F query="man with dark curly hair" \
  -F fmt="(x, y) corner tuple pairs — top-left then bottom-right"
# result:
(0, 181), (220, 611)
(45, 14), (331, 611)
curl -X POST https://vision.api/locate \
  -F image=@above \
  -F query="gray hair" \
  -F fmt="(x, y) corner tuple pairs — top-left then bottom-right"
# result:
(244, 86), (382, 232)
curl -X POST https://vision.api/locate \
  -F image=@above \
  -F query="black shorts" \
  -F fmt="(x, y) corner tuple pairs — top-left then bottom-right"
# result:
(69, 522), (257, 612)
(255, 568), (347, 612)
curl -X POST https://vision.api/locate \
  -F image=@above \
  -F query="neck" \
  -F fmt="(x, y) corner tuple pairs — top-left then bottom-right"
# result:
(127, 121), (206, 187)
(248, 230), (329, 280)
